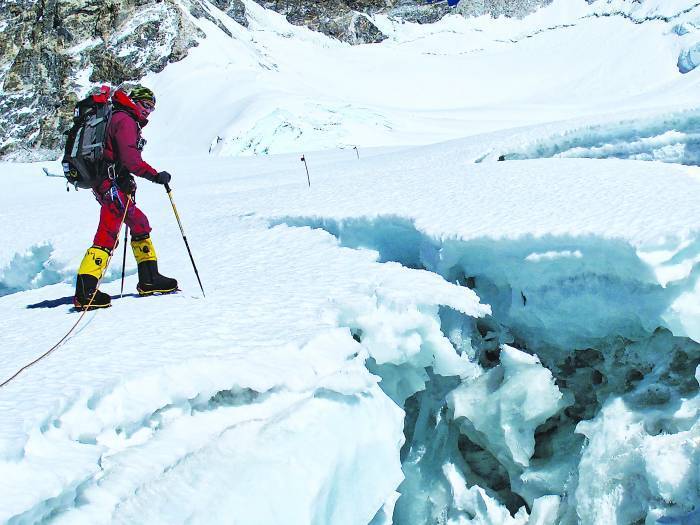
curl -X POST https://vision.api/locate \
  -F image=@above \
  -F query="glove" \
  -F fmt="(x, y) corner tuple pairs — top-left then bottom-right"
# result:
(154, 171), (172, 185)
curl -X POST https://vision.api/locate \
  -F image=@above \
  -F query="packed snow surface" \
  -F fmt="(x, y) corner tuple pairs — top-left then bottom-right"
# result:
(2, 0), (700, 524)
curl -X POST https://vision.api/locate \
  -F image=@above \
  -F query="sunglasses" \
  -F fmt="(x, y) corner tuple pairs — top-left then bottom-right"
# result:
(140, 100), (156, 111)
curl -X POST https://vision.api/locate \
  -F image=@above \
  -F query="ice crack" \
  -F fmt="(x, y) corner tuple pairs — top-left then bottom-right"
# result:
(277, 214), (700, 524)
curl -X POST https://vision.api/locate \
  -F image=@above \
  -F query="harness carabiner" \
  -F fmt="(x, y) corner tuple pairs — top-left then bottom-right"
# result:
(107, 184), (125, 210)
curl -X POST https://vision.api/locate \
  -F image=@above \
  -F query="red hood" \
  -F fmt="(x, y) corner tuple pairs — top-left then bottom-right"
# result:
(112, 89), (150, 126)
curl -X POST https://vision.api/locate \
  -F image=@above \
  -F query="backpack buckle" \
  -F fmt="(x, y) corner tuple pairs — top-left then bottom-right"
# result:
(107, 164), (116, 180)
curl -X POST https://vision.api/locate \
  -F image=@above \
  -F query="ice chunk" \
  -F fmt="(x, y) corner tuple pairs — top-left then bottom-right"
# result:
(335, 266), (487, 403)
(449, 346), (568, 468)
(678, 42), (700, 73)
(528, 495), (560, 525)
(443, 462), (529, 525)
(576, 389), (700, 525)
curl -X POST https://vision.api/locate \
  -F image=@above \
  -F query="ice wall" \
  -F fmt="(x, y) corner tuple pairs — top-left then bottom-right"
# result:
(490, 110), (700, 167)
(0, 244), (65, 298)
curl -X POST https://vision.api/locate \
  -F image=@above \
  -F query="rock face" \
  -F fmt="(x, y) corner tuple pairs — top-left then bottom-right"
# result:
(0, 0), (217, 160)
(211, 0), (248, 27)
(454, 0), (552, 18)
(389, 1), (454, 24)
(252, 1), (390, 44)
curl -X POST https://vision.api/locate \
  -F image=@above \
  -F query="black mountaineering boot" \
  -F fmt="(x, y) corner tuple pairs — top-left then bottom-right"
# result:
(74, 274), (112, 310)
(136, 260), (178, 296)
(131, 235), (178, 296)
(73, 246), (112, 310)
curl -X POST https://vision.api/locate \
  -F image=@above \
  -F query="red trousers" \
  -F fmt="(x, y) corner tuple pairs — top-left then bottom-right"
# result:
(92, 186), (151, 249)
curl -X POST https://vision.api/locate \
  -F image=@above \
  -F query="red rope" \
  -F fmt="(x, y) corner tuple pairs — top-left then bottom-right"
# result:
(0, 195), (132, 389)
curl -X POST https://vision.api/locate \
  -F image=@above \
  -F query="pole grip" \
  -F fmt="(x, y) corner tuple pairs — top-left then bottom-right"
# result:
(164, 182), (172, 193)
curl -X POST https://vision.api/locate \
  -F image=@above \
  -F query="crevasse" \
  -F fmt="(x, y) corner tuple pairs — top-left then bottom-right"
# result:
(279, 215), (700, 524)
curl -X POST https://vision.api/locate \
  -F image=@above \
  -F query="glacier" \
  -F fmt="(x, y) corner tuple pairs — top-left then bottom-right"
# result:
(2, 0), (700, 524)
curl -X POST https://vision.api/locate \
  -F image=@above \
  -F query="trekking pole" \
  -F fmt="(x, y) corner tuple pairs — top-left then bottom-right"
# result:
(120, 226), (128, 298)
(164, 183), (205, 297)
(300, 155), (311, 187)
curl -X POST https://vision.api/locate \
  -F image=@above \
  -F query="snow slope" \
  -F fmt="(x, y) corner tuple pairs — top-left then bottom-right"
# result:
(2, 0), (700, 523)
(143, 0), (700, 159)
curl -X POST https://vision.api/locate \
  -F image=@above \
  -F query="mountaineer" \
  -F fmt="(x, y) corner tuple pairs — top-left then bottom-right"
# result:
(73, 85), (178, 309)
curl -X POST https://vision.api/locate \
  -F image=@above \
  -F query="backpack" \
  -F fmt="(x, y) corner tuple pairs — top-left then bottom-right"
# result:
(62, 85), (113, 190)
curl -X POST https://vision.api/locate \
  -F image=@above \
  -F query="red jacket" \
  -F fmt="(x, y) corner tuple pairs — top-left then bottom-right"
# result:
(102, 90), (158, 185)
